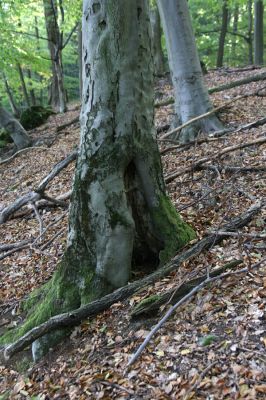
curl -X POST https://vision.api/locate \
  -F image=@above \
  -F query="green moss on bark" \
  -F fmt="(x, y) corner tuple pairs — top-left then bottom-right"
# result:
(152, 195), (195, 264)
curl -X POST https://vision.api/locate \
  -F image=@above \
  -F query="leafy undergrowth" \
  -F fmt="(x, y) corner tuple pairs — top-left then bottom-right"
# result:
(0, 68), (266, 399)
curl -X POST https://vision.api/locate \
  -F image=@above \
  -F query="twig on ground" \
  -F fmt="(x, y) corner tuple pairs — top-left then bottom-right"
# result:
(40, 227), (66, 251)
(0, 147), (48, 166)
(31, 202), (43, 238)
(183, 361), (218, 400)
(165, 135), (266, 183)
(127, 258), (266, 368)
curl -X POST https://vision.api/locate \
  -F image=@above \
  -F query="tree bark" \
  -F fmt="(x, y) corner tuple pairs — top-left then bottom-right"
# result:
(231, 5), (239, 64)
(254, 0), (264, 65)
(157, 0), (223, 143)
(0, 106), (32, 150)
(2, 73), (20, 118)
(78, 23), (83, 100)
(3, 0), (194, 361)
(43, 0), (66, 112)
(150, 4), (165, 76)
(247, 0), (253, 65)
(17, 64), (31, 108)
(216, 0), (230, 68)
(26, 70), (36, 106)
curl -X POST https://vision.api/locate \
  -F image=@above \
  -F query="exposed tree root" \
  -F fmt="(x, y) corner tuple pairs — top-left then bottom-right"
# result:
(2, 201), (262, 359)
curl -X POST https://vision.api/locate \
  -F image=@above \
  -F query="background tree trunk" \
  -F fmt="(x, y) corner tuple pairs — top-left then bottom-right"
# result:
(0, 106), (32, 149)
(7, 0), (194, 361)
(150, 4), (165, 76)
(43, 0), (66, 112)
(247, 0), (253, 65)
(254, 0), (264, 65)
(78, 23), (83, 100)
(17, 64), (31, 108)
(27, 70), (36, 106)
(2, 73), (20, 118)
(216, 0), (230, 67)
(158, 0), (223, 143)
(231, 5), (239, 64)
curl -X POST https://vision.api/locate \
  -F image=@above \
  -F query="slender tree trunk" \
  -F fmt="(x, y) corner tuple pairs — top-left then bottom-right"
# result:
(0, 106), (32, 149)
(231, 5), (239, 64)
(7, 0), (194, 361)
(2, 73), (20, 118)
(17, 64), (31, 108)
(216, 0), (230, 67)
(27, 70), (36, 106)
(43, 0), (66, 112)
(35, 17), (44, 105)
(78, 23), (83, 100)
(158, 0), (223, 143)
(150, 4), (165, 76)
(254, 0), (264, 65)
(248, 0), (253, 65)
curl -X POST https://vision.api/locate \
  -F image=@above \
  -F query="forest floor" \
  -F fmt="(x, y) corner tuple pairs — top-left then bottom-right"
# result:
(0, 67), (266, 399)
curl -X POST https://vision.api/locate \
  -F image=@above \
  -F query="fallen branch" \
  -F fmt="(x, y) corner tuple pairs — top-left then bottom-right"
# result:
(0, 240), (31, 253)
(56, 116), (79, 133)
(160, 116), (266, 155)
(0, 147), (48, 166)
(165, 135), (266, 183)
(155, 72), (266, 109)
(160, 95), (247, 141)
(3, 202), (261, 359)
(199, 164), (266, 175)
(0, 151), (77, 224)
(209, 230), (266, 239)
(127, 257), (265, 367)
(130, 259), (243, 318)
(208, 71), (266, 94)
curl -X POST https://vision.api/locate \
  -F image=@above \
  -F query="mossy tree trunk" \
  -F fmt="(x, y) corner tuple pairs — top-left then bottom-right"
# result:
(6, 0), (195, 360)
(157, 0), (223, 143)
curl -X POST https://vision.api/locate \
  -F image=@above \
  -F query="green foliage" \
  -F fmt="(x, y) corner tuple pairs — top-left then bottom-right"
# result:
(0, 0), (81, 111)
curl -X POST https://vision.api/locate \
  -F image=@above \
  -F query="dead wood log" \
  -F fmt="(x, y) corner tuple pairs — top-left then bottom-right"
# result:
(127, 258), (266, 367)
(131, 259), (243, 318)
(160, 116), (266, 155)
(208, 71), (266, 94)
(3, 201), (261, 359)
(0, 240), (31, 253)
(155, 72), (266, 109)
(165, 135), (266, 183)
(199, 164), (266, 174)
(0, 151), (77, 224)
(56, 116), (79, 133)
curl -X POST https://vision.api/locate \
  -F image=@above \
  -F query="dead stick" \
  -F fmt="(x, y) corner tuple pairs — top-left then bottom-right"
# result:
(160, 95), (247, 140)
(127, 258), (265, 367)
(165, 135), (266, 183)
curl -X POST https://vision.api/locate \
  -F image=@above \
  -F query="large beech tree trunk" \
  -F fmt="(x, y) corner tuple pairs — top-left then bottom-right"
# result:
(254, 0), (264, 65)
(43, 0), (66, 113)
(157, 0), (223, 143)
(0, 107), (32, 149)
(7, 0), (194, 361)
